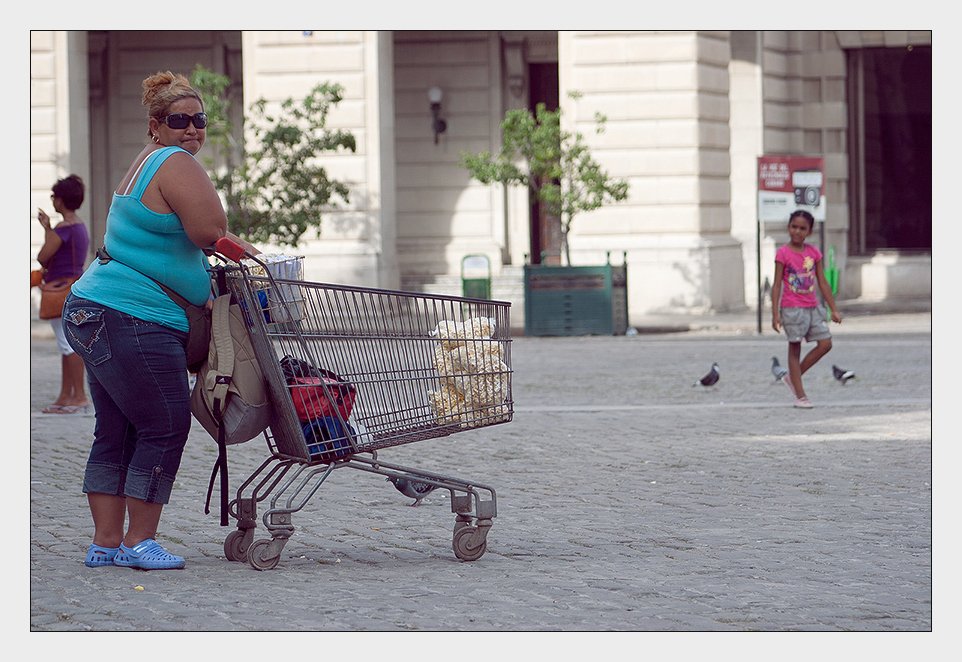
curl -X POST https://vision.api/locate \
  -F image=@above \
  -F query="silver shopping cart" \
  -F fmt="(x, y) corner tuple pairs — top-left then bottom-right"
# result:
(209, 238), (513, 570)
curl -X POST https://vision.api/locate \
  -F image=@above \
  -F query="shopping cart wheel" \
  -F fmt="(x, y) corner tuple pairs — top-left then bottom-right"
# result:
(452, 525), (487, 561)
(224, 530), (252, 562)
(247, 539), (281, 571)
(454, 514), (472, 535)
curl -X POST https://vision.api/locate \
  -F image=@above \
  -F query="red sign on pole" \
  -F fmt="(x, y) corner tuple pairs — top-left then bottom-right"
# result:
(757, 155), (825, 222)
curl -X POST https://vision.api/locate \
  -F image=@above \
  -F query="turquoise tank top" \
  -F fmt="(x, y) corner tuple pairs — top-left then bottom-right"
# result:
(72, 146), (213, 332)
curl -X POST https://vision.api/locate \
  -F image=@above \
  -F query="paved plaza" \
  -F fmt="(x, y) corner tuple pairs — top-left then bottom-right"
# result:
(26, 309), (939, 643)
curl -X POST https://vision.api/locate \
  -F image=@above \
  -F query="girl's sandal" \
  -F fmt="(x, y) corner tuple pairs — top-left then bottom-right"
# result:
(113, 539), (186, 570)
(84, 543), (120, 567)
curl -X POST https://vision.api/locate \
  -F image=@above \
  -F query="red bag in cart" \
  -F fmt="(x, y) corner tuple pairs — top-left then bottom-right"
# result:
(288, 375), (357, 423)
(280, 355), (357, 423)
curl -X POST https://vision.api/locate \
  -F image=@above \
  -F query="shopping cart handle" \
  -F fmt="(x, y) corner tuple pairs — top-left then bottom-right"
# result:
(214, 236), (248, 263)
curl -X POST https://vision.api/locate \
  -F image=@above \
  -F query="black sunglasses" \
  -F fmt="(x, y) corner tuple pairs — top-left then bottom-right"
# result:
(158, 112), (208, 130)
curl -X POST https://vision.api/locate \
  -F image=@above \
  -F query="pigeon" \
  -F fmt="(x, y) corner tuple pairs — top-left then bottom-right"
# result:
(832, 364), (855, 384)
(387, 476), (438, 506)
(693, 362), (720, 387)
(771, 356), (788, 382)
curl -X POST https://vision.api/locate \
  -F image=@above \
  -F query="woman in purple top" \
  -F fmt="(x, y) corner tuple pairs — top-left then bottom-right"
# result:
(36, 174), (90, 414)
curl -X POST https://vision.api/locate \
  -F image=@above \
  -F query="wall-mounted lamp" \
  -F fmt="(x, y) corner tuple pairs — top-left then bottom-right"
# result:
(428, 86), (447, 144)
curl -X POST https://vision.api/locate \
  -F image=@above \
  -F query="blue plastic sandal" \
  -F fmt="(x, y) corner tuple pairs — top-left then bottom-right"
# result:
(84, 543), (120, 567)
(113, 539), (186, 570)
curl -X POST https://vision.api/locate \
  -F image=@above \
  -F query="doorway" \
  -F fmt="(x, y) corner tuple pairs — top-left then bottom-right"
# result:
(527, 61), (559, 265)
(847, 45), (932, 254)
(85, 30), (242, 247)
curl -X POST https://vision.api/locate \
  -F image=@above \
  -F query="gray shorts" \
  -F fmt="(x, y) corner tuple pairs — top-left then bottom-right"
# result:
(780, 306), (831, 343)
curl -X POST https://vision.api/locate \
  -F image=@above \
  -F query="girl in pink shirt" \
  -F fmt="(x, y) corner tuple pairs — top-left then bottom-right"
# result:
(771, 210), (842, 408)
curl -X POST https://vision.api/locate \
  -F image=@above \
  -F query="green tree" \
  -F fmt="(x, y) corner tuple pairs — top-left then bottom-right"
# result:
(461, 100), (629, 265)
(191, 66), (357, 247)
(189, 66), (234, 158)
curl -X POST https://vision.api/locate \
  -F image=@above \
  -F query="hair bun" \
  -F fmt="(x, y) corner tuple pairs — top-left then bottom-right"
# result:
(142, 70), (177, 108)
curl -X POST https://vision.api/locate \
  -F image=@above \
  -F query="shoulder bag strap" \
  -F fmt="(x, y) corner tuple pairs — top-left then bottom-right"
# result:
(205, 294), (235, 417)
(95, 245), (196, 310)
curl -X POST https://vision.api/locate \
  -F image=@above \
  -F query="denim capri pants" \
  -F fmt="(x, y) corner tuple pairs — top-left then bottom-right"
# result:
(62, 294), (191, 504)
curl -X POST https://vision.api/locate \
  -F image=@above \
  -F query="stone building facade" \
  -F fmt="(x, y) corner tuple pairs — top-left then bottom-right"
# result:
(30, 30), (931, 327)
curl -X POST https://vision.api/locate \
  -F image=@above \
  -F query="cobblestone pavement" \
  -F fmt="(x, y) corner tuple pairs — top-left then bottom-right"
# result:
(27, 311), (936, 642)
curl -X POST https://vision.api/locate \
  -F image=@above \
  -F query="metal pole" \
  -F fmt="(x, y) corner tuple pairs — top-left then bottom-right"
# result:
(757, 215), (762, 335)
(756, 156), (762, 335)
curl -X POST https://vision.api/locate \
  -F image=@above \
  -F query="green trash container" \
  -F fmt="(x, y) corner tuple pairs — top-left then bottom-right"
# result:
(523, 253), (628, 336)
(461, 254), (491, 299)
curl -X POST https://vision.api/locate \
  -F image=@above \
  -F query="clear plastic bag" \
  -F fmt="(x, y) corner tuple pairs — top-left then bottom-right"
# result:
(242, 254), (305, 322)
